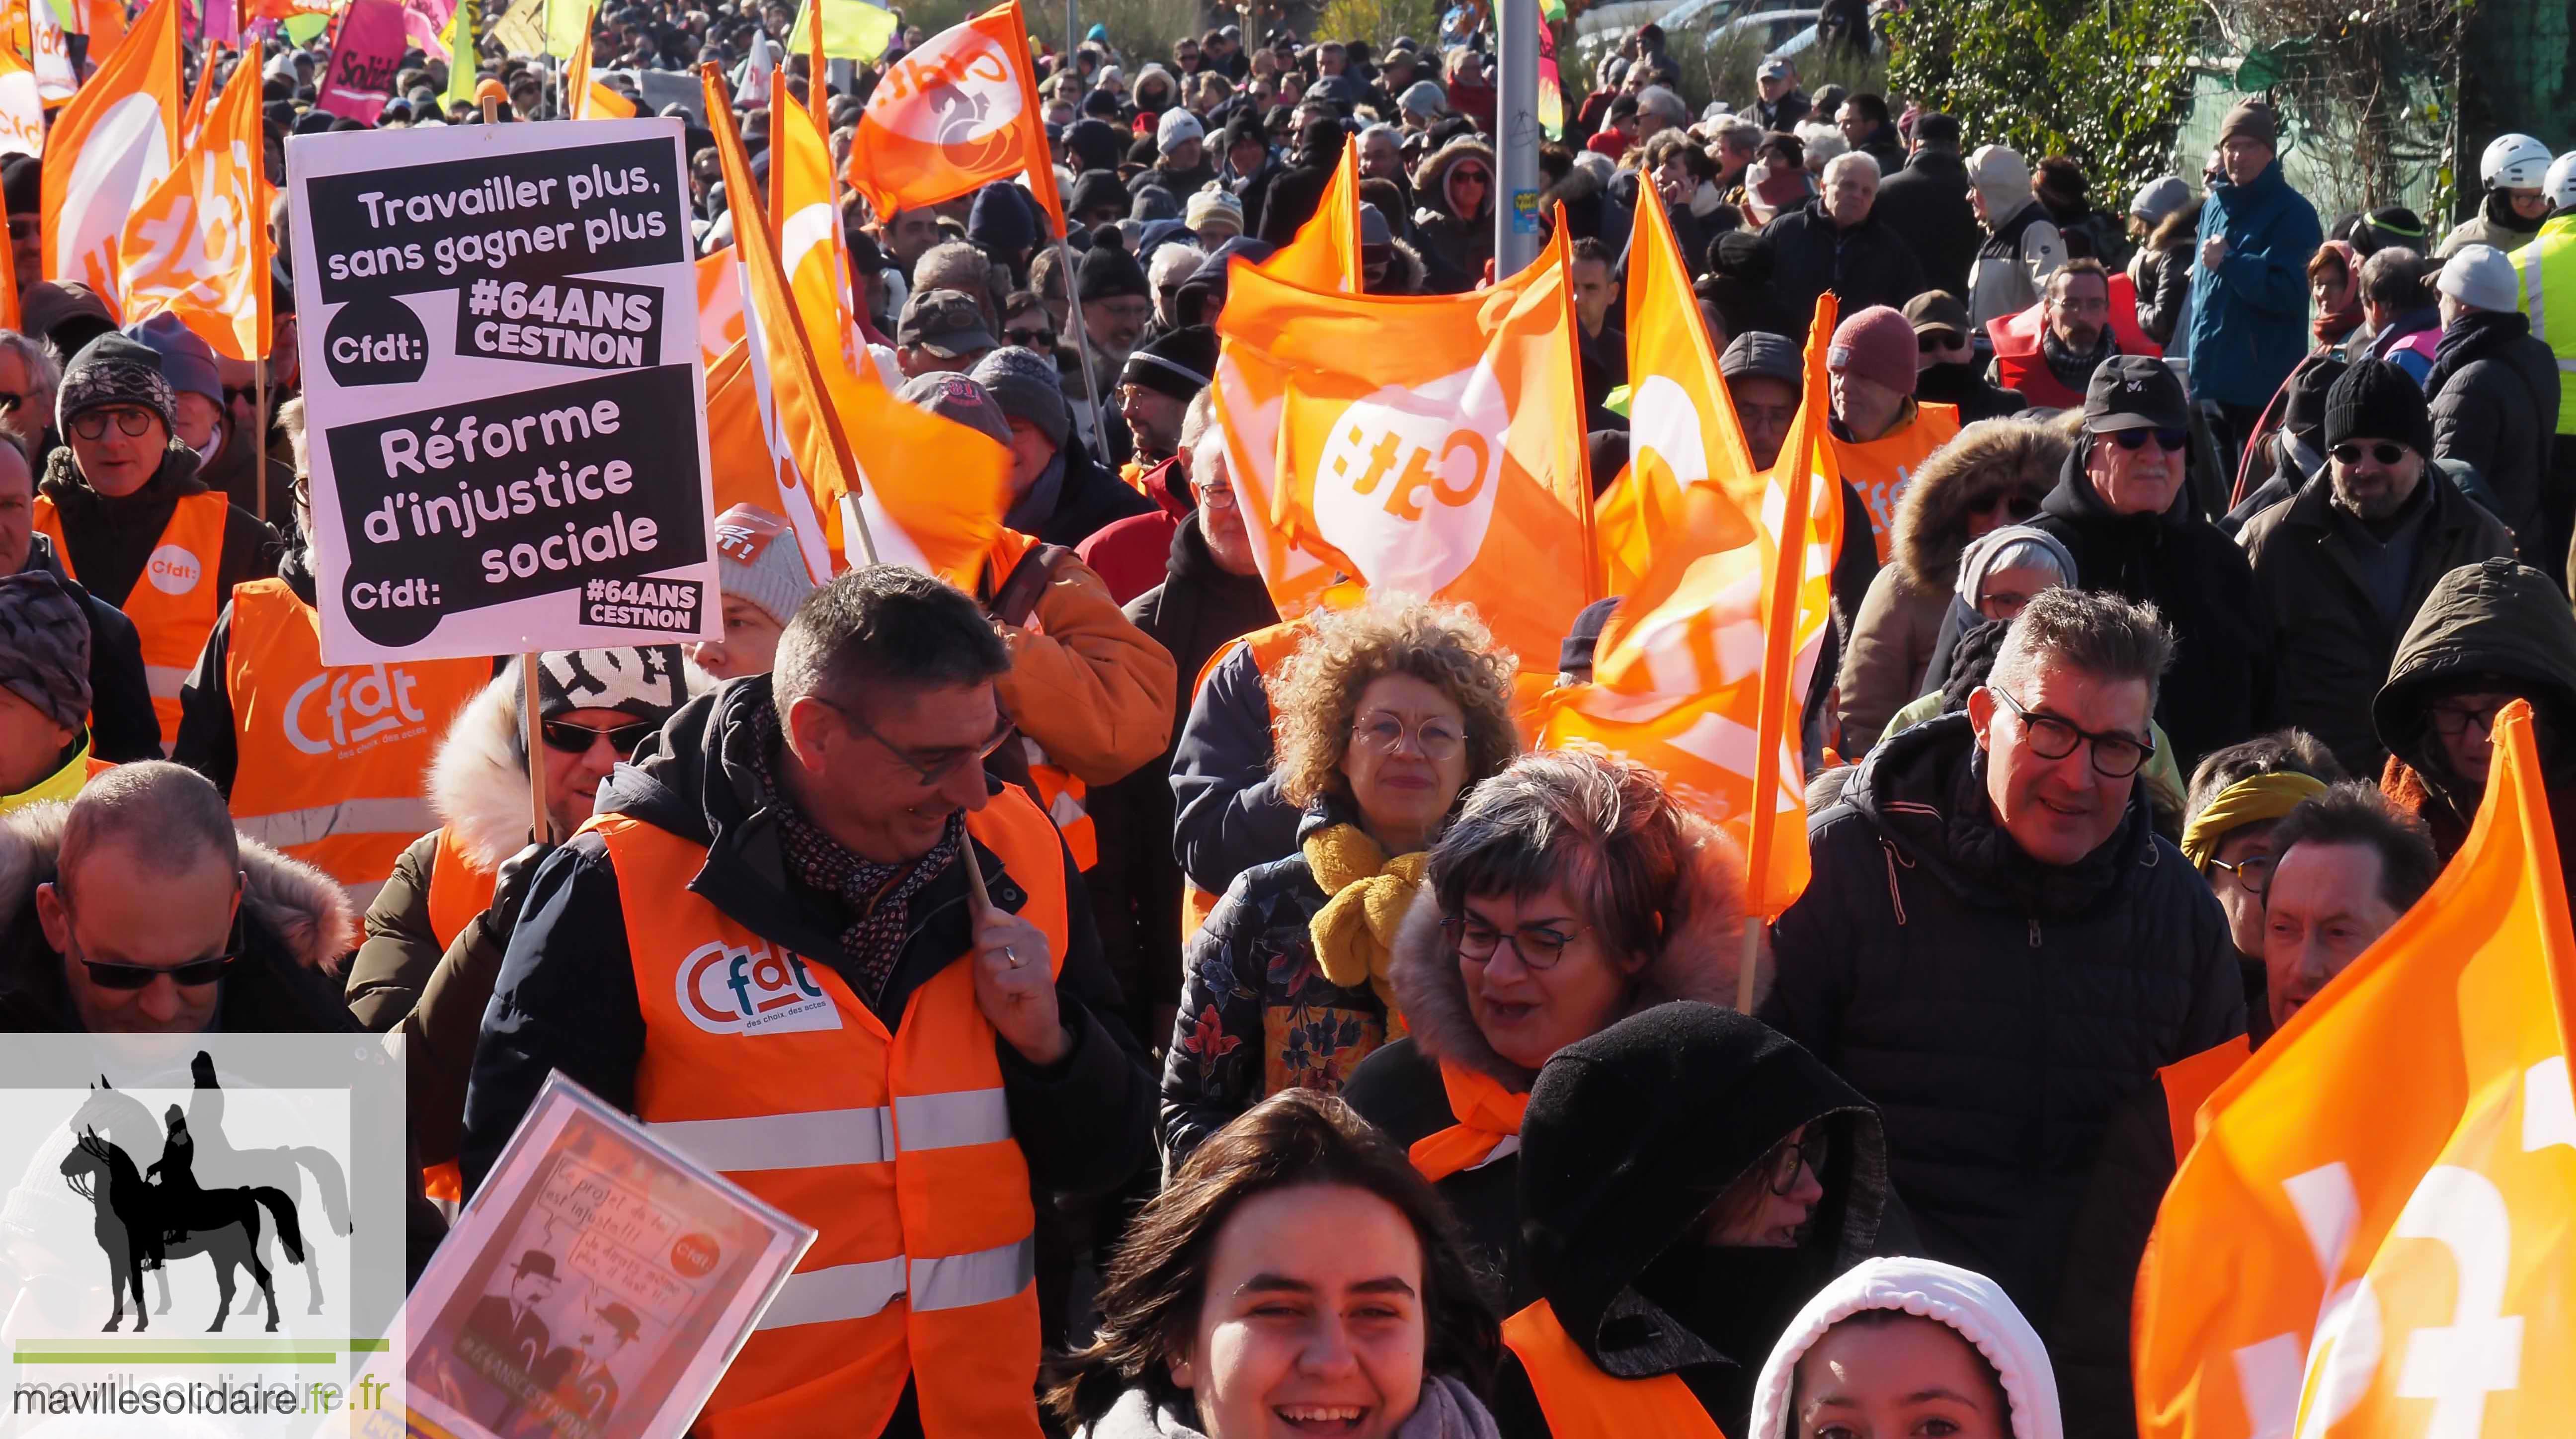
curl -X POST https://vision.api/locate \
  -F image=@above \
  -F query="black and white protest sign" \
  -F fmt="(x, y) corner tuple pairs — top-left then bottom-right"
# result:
(288, 120), (718, 664)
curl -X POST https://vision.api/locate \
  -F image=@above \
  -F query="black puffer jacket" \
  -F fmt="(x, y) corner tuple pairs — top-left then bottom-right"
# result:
(1487, 1003), (1895, 1439)
(1760, 713), (2244, 1327)
(1870, 148), (1980, 299)
(1759, 198), (1928, 346)
(2425, 309), (2561, 556)
(2028, 441), (2272, 768)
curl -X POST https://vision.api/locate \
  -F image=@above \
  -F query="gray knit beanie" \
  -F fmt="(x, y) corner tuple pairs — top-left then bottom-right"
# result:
(712, 504), (818, 627)
(970, 345), (1073, 448)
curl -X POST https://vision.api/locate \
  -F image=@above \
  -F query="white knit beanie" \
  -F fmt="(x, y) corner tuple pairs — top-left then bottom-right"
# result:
(712, 504), (817, 627)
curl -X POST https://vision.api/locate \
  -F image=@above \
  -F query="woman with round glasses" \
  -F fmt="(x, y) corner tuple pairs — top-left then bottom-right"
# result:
(343, 646), (708, 1201)
(1342, 749), (1764, 1303)
(1159, 596), (1519, 1168)
(1485, 1002), (1894, 1439)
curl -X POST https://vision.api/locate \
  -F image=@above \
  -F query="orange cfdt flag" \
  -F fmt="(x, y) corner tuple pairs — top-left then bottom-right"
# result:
(704, 64), (1002, 587)
(696, 245), (745, 369)
(1260, 141), (1361, 292)
(841, 0), (1060, 237)
(1214, 230), (1595, 685)
(769, 66), (867, 384)
(565, 5), (636, 118)
(118, 53), (270, 360)
(2133, 697), (2576, 1439)
(1539, 294), (1844, 919)
(177, 40), (215, 149)
(43, 0), (180, 312)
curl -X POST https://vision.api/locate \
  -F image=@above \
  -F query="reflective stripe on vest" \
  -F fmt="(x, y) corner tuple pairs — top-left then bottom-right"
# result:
(604, 790), (1064, 1439)
(2157, 1033), (2252, 1161)
(425, 825), (501, 954)
(1020, 737), (1095, 870)
(1500, 1298), (1727, 1438)
(37, 491), (229, 753)
(2515, 219), (2576, 432)
(222, 579), (486, 901)
(1828, 403), (1961, 565)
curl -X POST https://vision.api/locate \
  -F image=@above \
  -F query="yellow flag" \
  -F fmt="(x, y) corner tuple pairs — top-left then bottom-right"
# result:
(540, 0), (584, 58)
(787, 0), (894, 64)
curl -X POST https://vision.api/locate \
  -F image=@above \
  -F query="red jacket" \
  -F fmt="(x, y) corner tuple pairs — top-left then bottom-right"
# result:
(1987, 270), (2163, 409)
(1078, 455), (1192, 604)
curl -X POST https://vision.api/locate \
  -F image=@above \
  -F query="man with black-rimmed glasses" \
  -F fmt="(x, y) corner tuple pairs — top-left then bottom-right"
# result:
(1762, 586), (2245, 1333)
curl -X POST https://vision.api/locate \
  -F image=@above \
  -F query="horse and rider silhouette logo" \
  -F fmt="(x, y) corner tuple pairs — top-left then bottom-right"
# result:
(54, 1050), (353, 1333)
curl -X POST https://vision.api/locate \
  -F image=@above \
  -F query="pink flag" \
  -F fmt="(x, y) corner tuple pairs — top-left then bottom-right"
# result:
(315, 0), (406, 121)
(402, 0), (453, 51)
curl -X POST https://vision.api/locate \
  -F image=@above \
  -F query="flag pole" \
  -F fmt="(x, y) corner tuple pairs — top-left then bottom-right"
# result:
(520, 653), (553, 843)
(253, 359), (267, 524)
(1055, 236), (1110, 452)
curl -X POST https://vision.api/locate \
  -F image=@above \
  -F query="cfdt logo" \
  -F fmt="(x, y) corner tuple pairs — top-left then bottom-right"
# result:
(1312, 363), (1508, 598)
(145, 542), (204, 596)
(285, 666), (433, 757)
(675, 941), (842, 1036)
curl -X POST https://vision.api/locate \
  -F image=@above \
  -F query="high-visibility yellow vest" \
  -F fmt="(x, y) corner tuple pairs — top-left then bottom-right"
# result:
(2513, 212), (2576, 435)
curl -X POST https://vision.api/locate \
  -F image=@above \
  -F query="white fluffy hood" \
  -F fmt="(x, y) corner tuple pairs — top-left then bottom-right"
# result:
(427, 660), (713, 873)
(1747, 1257), (2063, 1439)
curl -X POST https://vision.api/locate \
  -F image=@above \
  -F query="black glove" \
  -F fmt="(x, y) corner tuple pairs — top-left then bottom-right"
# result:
(479, 843), (555, 950)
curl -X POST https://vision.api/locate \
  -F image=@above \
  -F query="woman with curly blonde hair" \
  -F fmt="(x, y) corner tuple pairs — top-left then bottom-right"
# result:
(1159, 595), (1519, 1167)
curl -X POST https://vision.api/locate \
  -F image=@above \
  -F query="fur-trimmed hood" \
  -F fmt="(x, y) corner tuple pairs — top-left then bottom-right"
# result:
(1386, 809), (1769, 1091)
(1890, 417), (2073, 595)
(427, 661), (716, 874)
(1414, 137), (1497, 223)
(0, 800), (359, 1030)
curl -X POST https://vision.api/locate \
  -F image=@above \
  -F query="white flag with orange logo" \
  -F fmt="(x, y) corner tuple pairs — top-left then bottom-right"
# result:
(24, 0), (75, 105)
(841, 0), (1061, 236)
(2134, 698), (2576, 1439)
(1214, 234), (1595, 683)
(1538, 295), (1843, 917)
(0, 43), (40, 162)
(117, 54), (271, 361)
(43, 0), (180, 312)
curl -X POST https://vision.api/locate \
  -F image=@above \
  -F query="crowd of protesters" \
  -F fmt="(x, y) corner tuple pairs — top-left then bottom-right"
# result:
(0, 1), (2571, 1436)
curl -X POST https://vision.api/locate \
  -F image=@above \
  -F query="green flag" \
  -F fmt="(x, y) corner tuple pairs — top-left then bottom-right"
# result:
(444, 0), (482, 108)
(788, 0), (896, 64)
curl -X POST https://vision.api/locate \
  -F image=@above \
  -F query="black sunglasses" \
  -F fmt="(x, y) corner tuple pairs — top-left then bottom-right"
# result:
(1004, 326), (1056, 347)
(541, 718), (655, 756)
(66, 888), (244, 990)
(1917, 331), (1966, 352)
(2108, 426), (2189, 453)
(2331, 440), (2410, 467)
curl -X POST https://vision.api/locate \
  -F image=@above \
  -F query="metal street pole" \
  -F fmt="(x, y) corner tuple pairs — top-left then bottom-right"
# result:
(1493, 0), (1542, 278)
(1065, 0), (1078, 91)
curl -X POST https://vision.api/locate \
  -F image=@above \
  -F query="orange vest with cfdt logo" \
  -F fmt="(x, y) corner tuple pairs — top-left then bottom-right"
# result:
(1500, 1298), (1728, 1438)
(36, 491), (228, 752)
(223, 580), (487, 908)
(599, 789), (1064, 1439)
(425, 825), (503, 955)
(1828, 402), (1960, 565)
(984, 529), (1096, 871)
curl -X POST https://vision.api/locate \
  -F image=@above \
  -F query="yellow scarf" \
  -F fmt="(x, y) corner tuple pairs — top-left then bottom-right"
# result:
(2, 739), (93, 815)
(2180, 772), (2329, 869)
(1304, 822), (1426, 1028)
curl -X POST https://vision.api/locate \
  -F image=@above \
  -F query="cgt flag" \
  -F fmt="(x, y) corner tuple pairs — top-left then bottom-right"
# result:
(43, 0), (180, 312)
(1214, 234), (1595, 685)
(2133, 698), (2576, 1439)
(841, 0), (1061, 237)
(1539, 294), (1843, 919)
(118, 48), (271, 361)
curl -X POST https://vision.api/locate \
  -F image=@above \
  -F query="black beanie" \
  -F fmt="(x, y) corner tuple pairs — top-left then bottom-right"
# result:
(2281, 357), (2347, 444)
(1078, 241), (1150, 303)
(2324, 357), (2435, 459)
(1068, 168), (1129, 222)
(1120, 324), (1218, 401)
(0, 154), (36, 219)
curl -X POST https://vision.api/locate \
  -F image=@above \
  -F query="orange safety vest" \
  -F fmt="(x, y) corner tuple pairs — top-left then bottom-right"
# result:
(1985, 276), (2165, 411)
(223, 580), (486, 908)
(424, 825), (503, 956)
(1180, 618), (1315, 940)
(1500, 1298), (1728, 1438)
(601, 790), (1064, 1438)
(985, 529), (1096, 871)
(2157, 1033), (2252, 1161)
(37, 491), (228, 753)
(1829, 402), (1961, 565)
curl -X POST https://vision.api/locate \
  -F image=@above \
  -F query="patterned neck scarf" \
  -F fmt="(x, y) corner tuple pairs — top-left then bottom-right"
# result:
(752, 704), (965, 1007)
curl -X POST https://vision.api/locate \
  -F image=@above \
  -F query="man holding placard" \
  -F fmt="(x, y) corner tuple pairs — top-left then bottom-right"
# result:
(462, 566), (1156, 1439)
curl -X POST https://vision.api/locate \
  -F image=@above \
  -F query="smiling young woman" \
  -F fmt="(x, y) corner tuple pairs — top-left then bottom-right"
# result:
(1047, 1089), (1505, 1439)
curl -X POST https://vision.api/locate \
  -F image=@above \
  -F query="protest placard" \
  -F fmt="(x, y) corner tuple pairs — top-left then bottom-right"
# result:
(288, 119), (720, 666)
(377, 1072), (811, 1439)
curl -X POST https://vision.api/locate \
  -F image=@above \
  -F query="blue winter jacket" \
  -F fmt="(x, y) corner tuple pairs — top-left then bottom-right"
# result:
(2180, 160), (2324, 408)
